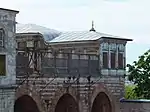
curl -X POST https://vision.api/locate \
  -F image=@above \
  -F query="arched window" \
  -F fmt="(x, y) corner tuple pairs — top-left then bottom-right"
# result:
(0, 28), (5, 47)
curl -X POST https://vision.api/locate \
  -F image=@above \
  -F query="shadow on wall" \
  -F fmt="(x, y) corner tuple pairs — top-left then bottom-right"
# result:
(55, 93), (79, 112)
(14, 95), (40, 112)
(91, 92), (112, 112)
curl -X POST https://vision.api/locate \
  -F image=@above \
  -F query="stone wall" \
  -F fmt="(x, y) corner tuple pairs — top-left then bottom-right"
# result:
(100, 75), (125, 100)
(16, 76), (121, 112)
(0, 8), (19, 112)
(0, 8), (18, 85)
(120, 100), (150, 112)
(0, 87), (16, 112)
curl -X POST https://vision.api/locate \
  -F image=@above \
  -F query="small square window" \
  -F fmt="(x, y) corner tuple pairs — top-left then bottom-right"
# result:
(0, 55), (6, 76)
(18, 42), (26, 48)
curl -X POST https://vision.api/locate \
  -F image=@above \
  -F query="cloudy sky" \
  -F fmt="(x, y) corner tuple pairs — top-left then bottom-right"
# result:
(1, 0), (150, 64)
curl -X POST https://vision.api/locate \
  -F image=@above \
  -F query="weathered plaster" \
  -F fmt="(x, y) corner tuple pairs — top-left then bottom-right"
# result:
(0, 8), (18, 112)
(0, 10), (17, 85)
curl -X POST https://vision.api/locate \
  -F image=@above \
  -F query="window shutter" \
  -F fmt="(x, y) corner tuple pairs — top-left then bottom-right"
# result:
(111, 52), (116, 69)
(18, 42), (26, 48)
(118, 53), (123, 69)
(103, 52), (108, 68)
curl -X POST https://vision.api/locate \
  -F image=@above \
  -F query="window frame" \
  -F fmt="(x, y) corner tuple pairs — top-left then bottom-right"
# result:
(118, 52), (124, 69)
(17, 41), (26, 48)
(0, 54), (7, 76)
(110, 51), (116, 69)
(102, 51), (109, 69)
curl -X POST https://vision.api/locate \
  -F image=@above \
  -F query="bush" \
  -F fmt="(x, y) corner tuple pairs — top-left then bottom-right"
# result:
(125, 85), (139, 99)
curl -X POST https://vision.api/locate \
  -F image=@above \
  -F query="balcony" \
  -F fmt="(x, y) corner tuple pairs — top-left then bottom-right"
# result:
(16, 53), (101, 77)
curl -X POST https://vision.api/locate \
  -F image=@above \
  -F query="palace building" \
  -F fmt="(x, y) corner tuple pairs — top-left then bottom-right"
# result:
(15, 22), (132, 112)
(0, 8), (133, 112)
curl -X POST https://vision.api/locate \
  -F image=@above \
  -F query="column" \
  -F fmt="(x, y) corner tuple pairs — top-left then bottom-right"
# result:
(108, 43), (111, 69)
(123, 44), (126, 69)
(116, 44), (118, 69)
(72, 49), (75, 59)
(99, 44), (103, 69)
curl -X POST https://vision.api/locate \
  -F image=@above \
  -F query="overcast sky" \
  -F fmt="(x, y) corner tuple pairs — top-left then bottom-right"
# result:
(1, 0), (150, 64)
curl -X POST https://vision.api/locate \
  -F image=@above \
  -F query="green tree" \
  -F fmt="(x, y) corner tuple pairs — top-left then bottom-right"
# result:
(125, 85), (138, 99)
(127, 49), (150, 99)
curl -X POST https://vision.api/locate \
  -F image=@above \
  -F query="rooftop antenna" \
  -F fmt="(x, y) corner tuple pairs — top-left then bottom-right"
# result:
(89, 20), (96, 32)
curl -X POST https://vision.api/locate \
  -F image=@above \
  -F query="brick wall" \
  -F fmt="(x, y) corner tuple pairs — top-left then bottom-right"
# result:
(16, 76), (121, 112)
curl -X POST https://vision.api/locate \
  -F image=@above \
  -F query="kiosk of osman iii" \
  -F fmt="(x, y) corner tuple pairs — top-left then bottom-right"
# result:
(15, 21), (132, 112)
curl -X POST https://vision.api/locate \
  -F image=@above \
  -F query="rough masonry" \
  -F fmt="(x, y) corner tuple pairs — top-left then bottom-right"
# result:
(0, 8), (19, 112)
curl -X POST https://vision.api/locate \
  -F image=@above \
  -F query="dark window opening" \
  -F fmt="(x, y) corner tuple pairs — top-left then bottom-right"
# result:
(103, 52), (108, 69)
(34, 53), (38, 71)
(118, 53), (123, 69)
(0, 55), (6, 75)
(34, 41), (38, 48)
(18, 42), (26, 48)
(111, 52), (116, 69)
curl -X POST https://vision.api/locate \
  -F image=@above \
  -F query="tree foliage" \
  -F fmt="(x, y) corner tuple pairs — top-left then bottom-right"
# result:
(127, 49), (150, 99)
(125, 85), (138, 99)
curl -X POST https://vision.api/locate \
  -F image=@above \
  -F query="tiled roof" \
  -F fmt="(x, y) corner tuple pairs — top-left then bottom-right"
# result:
(16, 23), (132, 43)
(48, 31), (113, 43)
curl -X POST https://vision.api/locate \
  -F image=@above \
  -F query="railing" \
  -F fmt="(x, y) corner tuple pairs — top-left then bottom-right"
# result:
(16, 52), (100, 77)
(41, 59), (99, 77)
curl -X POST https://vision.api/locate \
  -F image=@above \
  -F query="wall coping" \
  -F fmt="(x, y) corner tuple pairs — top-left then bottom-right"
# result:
(0, 84), (17, 89)
(120, 99), (150, 103)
